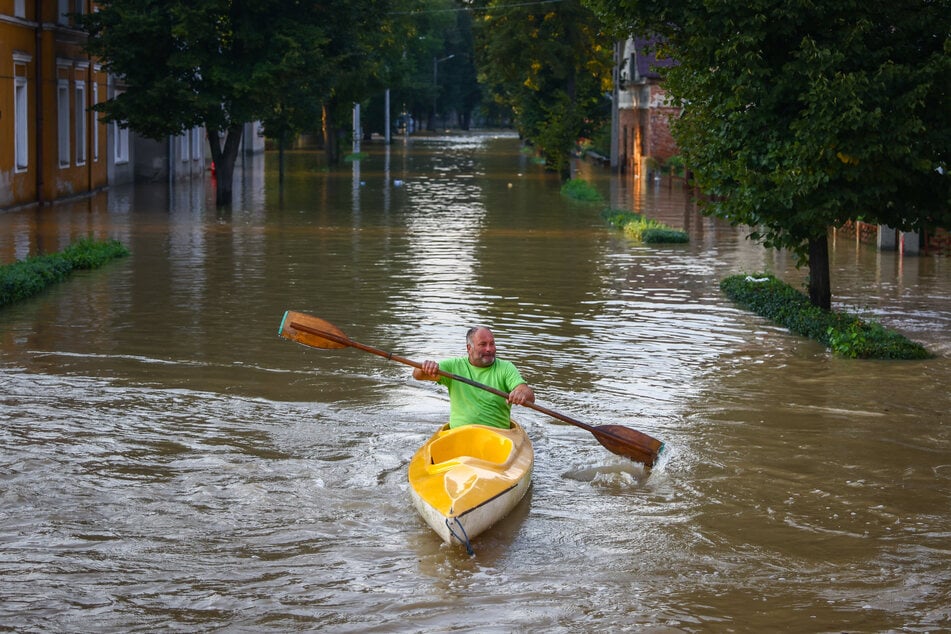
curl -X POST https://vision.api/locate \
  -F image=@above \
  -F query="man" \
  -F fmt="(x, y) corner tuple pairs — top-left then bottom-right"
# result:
(413, 326), (535, 429)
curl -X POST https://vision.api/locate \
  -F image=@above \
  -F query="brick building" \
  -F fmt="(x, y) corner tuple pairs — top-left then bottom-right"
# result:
(613, 37), (680, 177)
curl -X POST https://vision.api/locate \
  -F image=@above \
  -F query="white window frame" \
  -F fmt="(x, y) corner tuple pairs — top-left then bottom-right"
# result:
(75, 80), (87, 165)
(191, 127), (203, 161)
(114, 121), (129, 165)
(91, 69), (100, 162)
(57, 79), (71, 167)
(13, 52), (32, 172)
(14, 78), (29, 171)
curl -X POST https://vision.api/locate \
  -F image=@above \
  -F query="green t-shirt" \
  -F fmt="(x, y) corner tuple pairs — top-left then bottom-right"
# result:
(436, 357), (527, 428)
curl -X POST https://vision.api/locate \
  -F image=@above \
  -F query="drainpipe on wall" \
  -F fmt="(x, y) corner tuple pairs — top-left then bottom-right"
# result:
(34, 2), (45, 204)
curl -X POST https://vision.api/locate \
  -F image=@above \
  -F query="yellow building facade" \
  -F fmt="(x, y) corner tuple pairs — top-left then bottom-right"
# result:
(1, 0), (108, 210)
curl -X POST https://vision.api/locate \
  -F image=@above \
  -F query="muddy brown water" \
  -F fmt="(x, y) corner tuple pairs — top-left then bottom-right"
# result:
(1, 132), (949, 632)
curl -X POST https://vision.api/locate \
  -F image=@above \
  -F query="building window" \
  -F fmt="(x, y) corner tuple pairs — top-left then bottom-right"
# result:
(181, 131), (190, 162)
(92, 74), (100, 162)
(14, 78), (29, 171)
(13, 53), (32, 172)
(114, 122), (129, 164)
(75, 81), (87, 165)
(57, 80), (71, 167)
(15, 0), (25, 18)
(192, 127), (202, 160)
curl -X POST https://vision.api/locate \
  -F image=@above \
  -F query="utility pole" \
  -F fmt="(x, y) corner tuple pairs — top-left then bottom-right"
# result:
(432, 54), (455, 130)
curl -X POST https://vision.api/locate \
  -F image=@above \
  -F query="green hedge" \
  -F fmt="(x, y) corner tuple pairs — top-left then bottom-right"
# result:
(0, 238), (129, 308)
(643, 228), (690, 244)
(560, 179), (604, 203)
(601, 208), (689, 244)
(721, 273), (930, 359)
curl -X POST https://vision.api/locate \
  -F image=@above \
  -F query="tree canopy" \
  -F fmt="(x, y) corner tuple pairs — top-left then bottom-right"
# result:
(588, 0), (951, 308)
(476, 0), (613, 178)
(82, 0), (387, 205)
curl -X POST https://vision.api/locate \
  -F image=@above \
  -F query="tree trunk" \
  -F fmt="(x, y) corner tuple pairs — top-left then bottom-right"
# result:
(208, 124), (244, 207)
(808, 233), (832, 310)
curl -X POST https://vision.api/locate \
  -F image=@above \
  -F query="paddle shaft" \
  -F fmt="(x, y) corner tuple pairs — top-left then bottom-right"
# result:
(288, 319), (660, 463)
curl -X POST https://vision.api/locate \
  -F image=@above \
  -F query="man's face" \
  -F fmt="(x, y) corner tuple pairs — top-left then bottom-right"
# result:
(467, 328), (496, 368)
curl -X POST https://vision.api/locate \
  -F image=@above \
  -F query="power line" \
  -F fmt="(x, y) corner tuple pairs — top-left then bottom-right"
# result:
(387, 0), (566, 16)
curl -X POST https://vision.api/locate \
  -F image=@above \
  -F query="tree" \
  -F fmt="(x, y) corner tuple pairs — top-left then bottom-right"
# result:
(82, 0), (385, 205)
(476, 0), (613, 179)
(587, 0), (950, 309)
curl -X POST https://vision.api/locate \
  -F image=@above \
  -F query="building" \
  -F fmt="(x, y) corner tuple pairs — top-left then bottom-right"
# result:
(1, 0), (110, 209)
(613, 37), (680, 177)
(0, 1), (252, 212)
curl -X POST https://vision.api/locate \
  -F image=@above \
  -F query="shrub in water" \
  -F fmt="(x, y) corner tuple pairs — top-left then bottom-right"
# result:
(561, 179), (604, 203)
(0, 238), (129, 308)
(720, 273), (930, 360)
(643, 228), (689, 244)
(601, 208), (689, 244)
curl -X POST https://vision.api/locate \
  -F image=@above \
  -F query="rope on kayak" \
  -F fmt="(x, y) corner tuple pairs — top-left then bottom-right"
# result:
(446, 518), (474, 556)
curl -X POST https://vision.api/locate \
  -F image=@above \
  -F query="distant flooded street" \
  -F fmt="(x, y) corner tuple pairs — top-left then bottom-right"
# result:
(1, 132), (949, 632)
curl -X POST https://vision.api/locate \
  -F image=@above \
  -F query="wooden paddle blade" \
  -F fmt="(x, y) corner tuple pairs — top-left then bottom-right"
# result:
(592, 425), (665, 467)
(279, 311), (349, 349)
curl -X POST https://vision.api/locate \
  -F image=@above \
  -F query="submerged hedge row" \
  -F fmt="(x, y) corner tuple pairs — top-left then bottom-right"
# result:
(721, 274), (930, 360)
(561, 179), (690, 244)
(0, 238), (129, 308)
(601, 209), (690, 244)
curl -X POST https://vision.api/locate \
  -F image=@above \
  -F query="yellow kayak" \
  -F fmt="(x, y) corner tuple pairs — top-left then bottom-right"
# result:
(408, 422), (533, 552)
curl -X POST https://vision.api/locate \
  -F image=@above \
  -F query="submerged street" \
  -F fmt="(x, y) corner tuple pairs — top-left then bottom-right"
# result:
(1, 133), (949, 631)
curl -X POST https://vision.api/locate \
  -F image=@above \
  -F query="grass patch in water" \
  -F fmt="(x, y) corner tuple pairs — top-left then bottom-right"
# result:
(561, 179), (604, 203)
(0, 237), (129, 309)
(601, 208), (689, 244)
(721, 273), (931, 360)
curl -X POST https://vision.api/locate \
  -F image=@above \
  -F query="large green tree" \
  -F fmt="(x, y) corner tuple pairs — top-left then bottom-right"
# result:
(82, 0), (384, 205)
(476, 0), (613, 178)
(588, 0), (950, 308)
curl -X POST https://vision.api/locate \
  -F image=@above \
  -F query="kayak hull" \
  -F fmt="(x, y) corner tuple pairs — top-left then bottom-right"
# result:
(408, 422), (533, 548)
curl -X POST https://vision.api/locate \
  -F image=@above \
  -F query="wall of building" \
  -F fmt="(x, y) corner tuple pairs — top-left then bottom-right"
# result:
(1, 1), (108, 209)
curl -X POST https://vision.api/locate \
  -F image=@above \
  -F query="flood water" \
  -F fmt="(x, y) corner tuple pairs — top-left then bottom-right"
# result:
(1, 132), (949, 632)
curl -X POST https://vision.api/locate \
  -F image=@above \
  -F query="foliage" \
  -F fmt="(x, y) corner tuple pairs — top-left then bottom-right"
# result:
(370, 0), (478, 134)
(476, 0), (613, 177)
(601, 209), (689, 243)
(663, 155), (686, 178)
(643, 228), (689, 244)
(720, 274), (930, 359)
(586, 0), (951, 307)
(580, 120), (612, 159)
(561, 179), (603, 203)
(0, 239), (129, 309)
(81, 0), (388, 204)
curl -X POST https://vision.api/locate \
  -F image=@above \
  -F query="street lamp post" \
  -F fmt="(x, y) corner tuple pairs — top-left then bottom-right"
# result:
(432, 54), (455, 130)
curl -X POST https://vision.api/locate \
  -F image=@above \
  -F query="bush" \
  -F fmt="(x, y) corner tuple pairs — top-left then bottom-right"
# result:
(560, 178), (604, 202)
(720, 273), (930, 359)
(601, 208), (690, 243)
(62, 237), (130, 269)
(0, 238), (129, 308)
(643, 228), (690, 244)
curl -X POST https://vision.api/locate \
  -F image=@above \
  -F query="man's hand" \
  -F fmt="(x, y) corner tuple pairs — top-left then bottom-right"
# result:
(413, 360), (440, 381)
(507, 383), (535, 406)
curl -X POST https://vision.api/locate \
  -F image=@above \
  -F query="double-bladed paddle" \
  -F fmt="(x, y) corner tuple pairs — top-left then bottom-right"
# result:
(278, 310), (665, 468)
